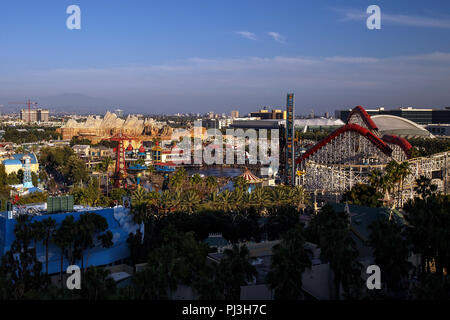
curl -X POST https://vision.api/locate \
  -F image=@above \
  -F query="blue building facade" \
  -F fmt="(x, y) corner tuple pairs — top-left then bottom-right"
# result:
(0, 206), (142, 275)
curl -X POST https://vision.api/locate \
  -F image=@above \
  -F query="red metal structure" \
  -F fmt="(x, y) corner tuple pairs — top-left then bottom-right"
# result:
(9, 99), (38, 123)
(346, 105), (379, 132)
(381, 134), (412, 158)
(296, 123), (393, 164)
(108, 134), (141, 187)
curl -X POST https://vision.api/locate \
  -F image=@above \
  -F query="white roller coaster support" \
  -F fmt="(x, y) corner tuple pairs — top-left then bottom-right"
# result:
(298, 151), (450, 205)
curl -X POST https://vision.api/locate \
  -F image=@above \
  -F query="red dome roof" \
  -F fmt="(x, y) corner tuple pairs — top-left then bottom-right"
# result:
(138, 145), (146, 153)
(126, 144), (134, 151)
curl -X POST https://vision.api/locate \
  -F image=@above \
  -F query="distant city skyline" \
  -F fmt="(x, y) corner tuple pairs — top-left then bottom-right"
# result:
(1, 0), (450, 115)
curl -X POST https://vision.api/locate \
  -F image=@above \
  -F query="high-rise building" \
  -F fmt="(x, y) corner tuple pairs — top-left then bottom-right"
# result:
(231, 110), (239, 118)
(335, 107), (450, 125)
(249, 108), (286, 120)
(285, 93), (295, 185)
(20, 108), (49, 122)
(37, 109), (49, 122)
(20, 109), (37, 122)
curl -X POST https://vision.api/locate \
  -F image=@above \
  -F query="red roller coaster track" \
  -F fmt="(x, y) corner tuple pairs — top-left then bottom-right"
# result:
(382, 134), (412, 158)
(347, 105), (378, 131)
(296, 123), (392, 164)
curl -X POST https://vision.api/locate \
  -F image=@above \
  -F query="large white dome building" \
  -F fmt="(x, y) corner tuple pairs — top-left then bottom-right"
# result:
(371, 115), (433, 138)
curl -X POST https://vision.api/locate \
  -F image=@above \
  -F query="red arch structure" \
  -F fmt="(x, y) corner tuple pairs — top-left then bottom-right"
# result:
(347, 106), (378, 131)
(382, 134), (412, 158)
(296, 123), (392, 164)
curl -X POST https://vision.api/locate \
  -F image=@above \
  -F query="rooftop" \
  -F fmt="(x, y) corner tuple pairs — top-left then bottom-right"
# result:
(330, 203), (406, 244)
(372, 114), (433, 138)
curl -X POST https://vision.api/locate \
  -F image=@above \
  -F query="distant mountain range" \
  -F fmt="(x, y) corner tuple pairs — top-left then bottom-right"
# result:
(1, 93), (114, 115)
(37, 93), (113, 114)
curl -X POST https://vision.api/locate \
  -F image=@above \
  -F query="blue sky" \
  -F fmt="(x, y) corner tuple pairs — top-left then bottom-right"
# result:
(1, 0), (450, 115)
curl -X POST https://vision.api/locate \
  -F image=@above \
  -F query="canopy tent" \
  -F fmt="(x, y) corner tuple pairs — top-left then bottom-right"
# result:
(239, 168), (263, 184)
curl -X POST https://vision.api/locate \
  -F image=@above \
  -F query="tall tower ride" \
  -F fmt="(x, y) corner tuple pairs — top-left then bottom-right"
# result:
(285, 93), (295, 185)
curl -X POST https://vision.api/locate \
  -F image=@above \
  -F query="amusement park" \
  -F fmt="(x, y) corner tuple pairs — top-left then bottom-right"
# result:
(295, 105), (449, 208)
(1, 0), (450, 304)
(1, 93), (449, 302)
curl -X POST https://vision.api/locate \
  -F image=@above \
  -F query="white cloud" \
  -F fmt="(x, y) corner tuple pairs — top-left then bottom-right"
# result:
(2, 52), (450, 113)
(336, 8), (450, 28)
(235, 31), (257, 40)
(267, 32), (286, 43)
(325, 56), (379, 63)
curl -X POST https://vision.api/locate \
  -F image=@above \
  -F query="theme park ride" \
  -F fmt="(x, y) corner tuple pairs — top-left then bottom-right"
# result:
(127, 163), (147, 186)
(127, 144), (148, 186)
(108, 133), (144, 187)
(295, 106), (449, 204)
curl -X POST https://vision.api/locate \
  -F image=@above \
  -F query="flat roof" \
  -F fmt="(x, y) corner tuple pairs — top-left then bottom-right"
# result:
(108, 272), (132, 282)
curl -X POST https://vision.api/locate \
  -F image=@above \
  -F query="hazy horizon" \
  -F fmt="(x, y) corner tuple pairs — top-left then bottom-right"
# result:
(1, 0), (450, 115)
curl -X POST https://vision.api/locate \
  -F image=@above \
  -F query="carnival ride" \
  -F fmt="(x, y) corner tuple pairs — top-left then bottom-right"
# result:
(127, 163), (147, 186)
(109, 134), (144, 187)
(296, 106), (449, 203)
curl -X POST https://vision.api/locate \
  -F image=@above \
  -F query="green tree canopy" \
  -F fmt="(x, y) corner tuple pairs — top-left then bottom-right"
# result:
(342, 184), (383, 208)
(266, 224), (312, 299)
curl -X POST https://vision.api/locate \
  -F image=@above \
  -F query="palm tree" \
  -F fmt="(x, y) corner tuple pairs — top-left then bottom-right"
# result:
(233, 176), (247, 191)
(131, 187), (151, 241)
(231, 187), (246, 212)
(192, 264), (224, 300)
(310, 204), (363, 299)
(33, 217), (57, 274)
(100, 156), (113, 196)
(207, 189), (219, 206)
(76, 213), (113, 271)
(217, 190), (236, 213)
(147, 244), (184, 299)
(270, 186), (290, 208)
(385, 161), (401, 207)
(369, 217), (412, 296)
(414, 175), (437, 200)
(248, 187), (270, 215)
(289, 185), (309, 213)
(179, 190), (201, 214)
(158, 190), (176, 214)
(170, 167), (188, 191)
(385, 161), (411, 207)
(217, 244), (257, 300)
(266, 224), (312, 299)
(368, 169), (384, 192)
(53, 216), (77, 287)
(131, 186), (146, 205)
(131, 263), (169, 300)
(80, 267), (117, 300)
(190, 173), (203, 189)
(205, 176), (218, 194)
(369, 168), (394, 205)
